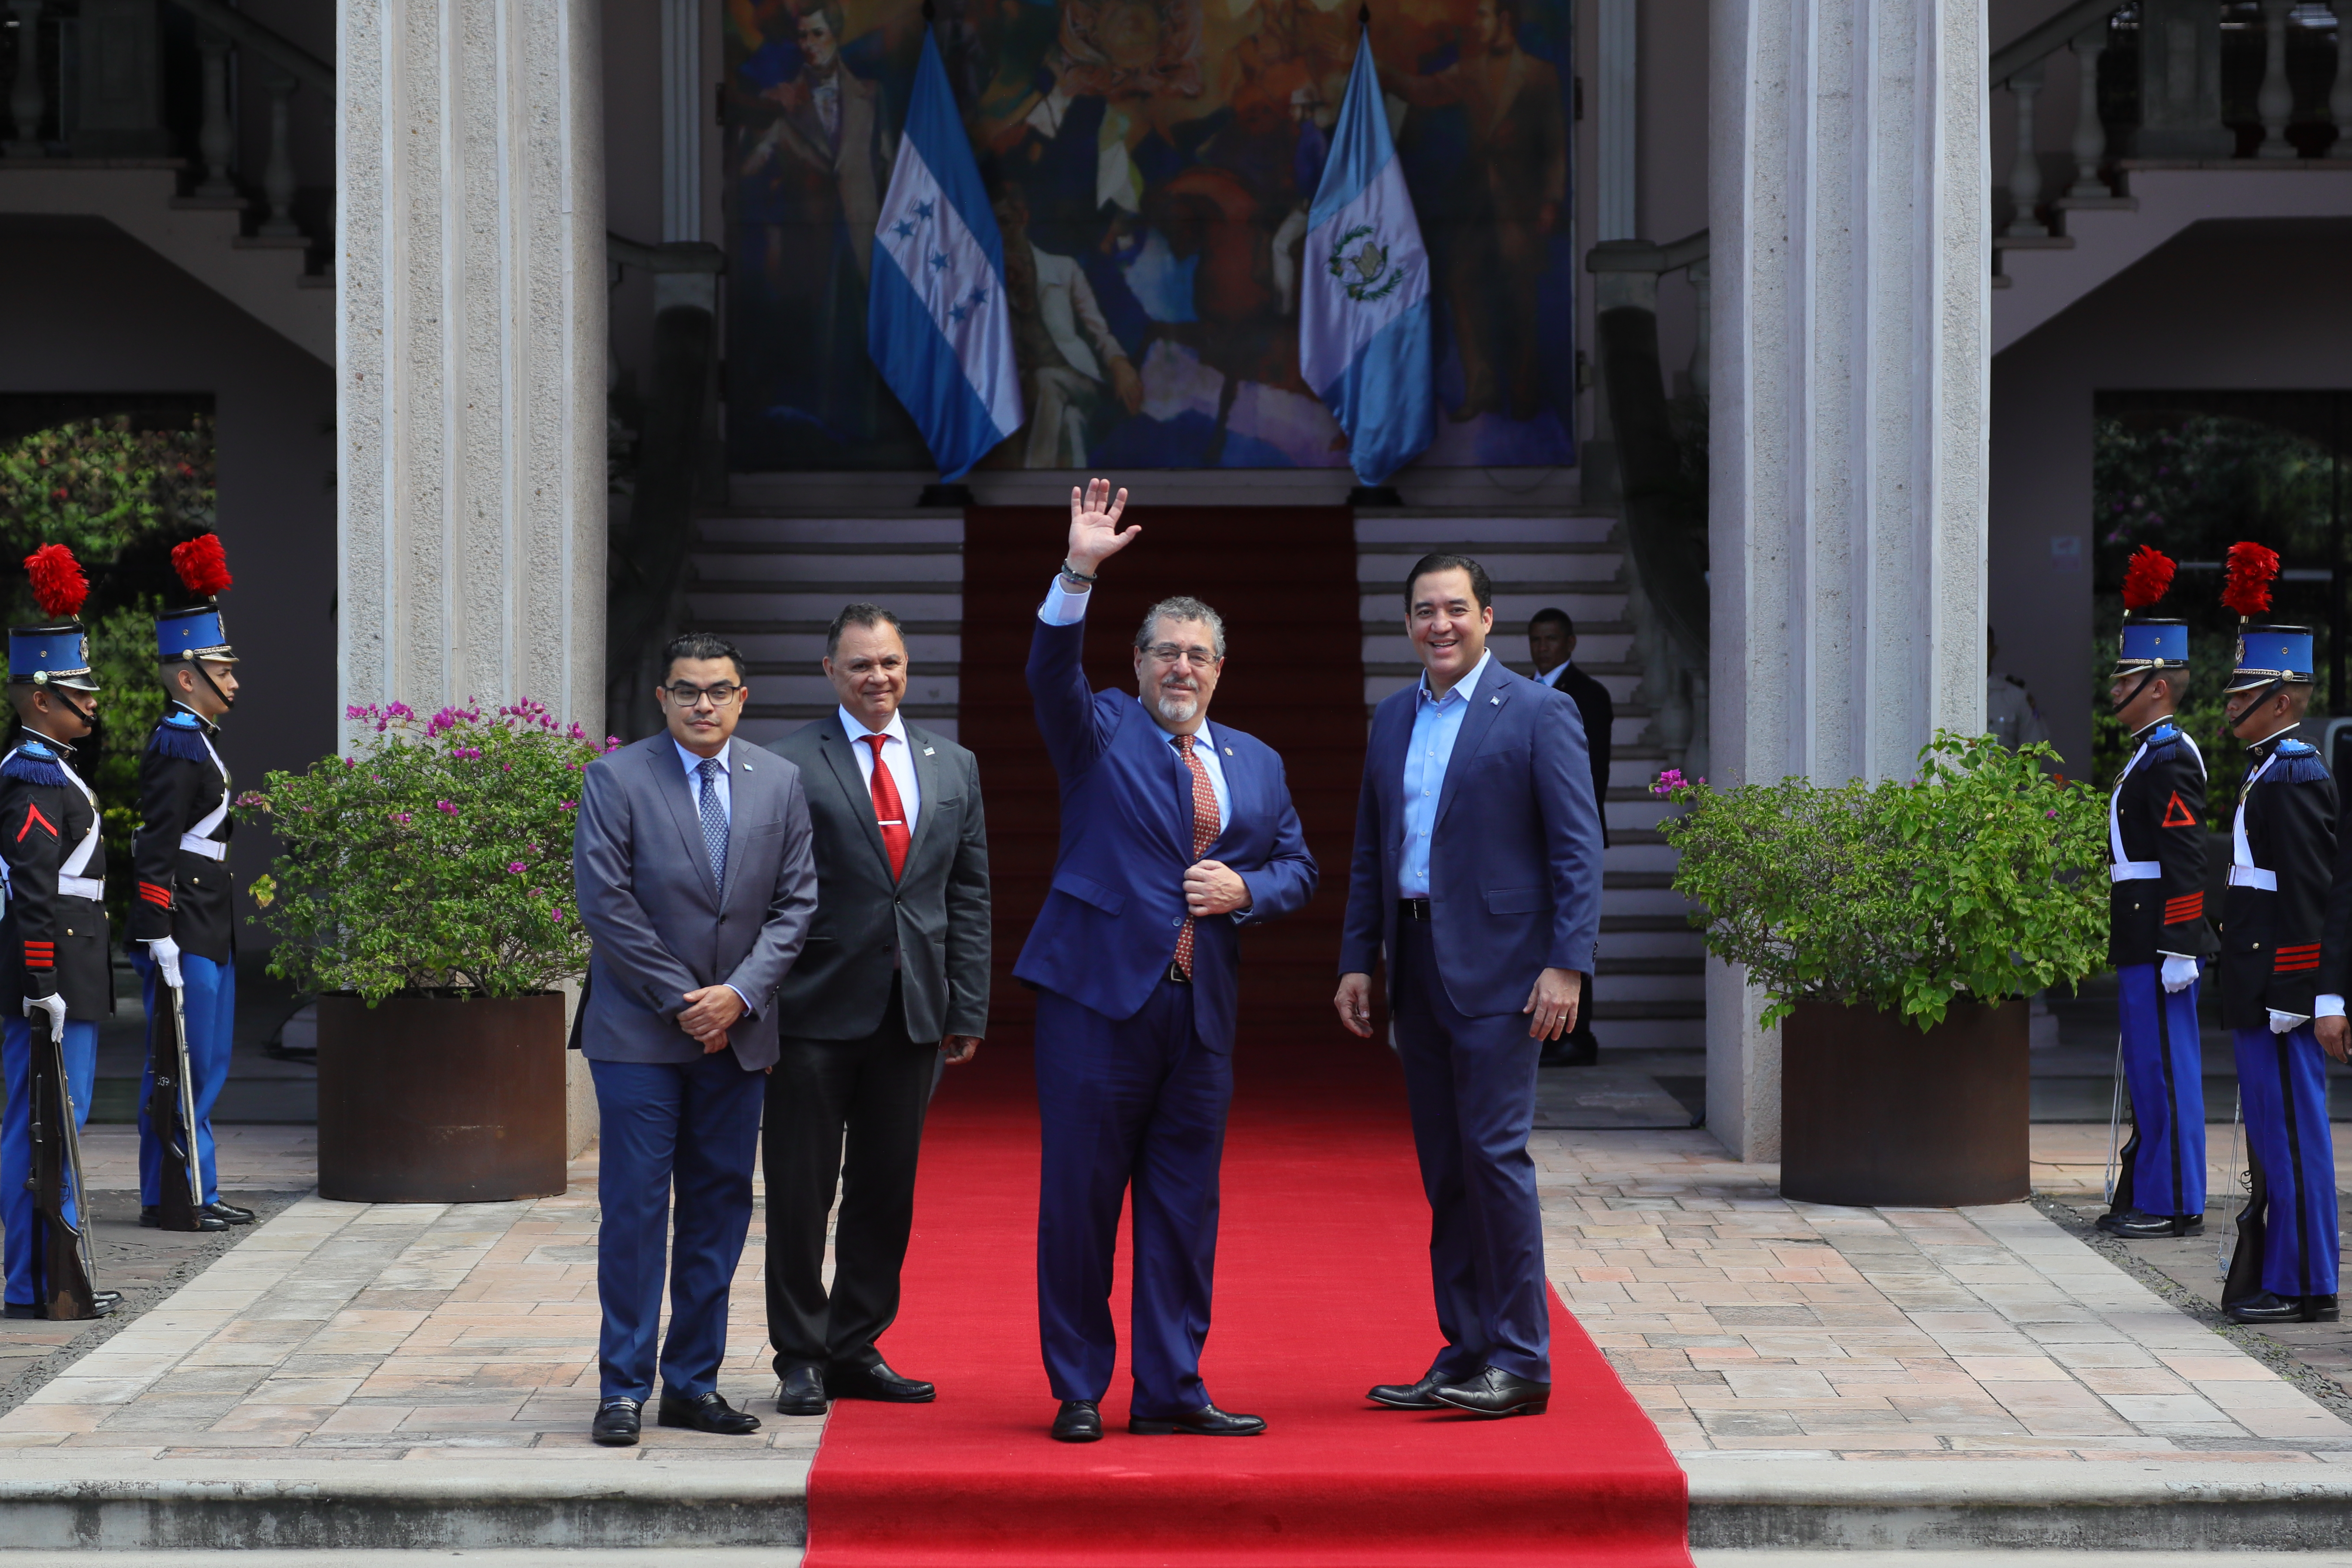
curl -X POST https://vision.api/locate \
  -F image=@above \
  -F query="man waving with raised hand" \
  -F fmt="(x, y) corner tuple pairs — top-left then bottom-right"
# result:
(1019, 478), (1319, 1444)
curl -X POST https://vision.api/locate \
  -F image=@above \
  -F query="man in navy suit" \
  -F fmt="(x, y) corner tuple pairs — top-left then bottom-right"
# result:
(1020, 478), (1319, 1443)
(573, 632), (818, 1446)
(1337, 554), (1604, 1419)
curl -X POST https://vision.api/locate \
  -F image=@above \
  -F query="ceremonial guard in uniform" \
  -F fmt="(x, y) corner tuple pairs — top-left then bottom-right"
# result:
(132, 535), (250, 1232)
(1, 547), (119, 1318)
(2099, 548), (2217, 1240)
(2214, 542), (2339, 1326)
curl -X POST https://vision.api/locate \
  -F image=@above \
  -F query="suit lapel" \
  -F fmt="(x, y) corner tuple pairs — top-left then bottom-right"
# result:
(900, 723), (948, 873)
(821, 723), (897, 879)
(1433, 660), (1511, 832)
(651, 738), (721, 903)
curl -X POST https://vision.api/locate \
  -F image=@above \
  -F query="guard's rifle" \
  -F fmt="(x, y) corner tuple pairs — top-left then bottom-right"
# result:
(28, 1002), (99, 1319)
(144, 971), (205, 1230)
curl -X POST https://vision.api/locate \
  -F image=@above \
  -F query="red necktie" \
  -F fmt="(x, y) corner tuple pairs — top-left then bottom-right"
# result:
(864, 733), (910, 880)
(1173, 734), (1219, 977)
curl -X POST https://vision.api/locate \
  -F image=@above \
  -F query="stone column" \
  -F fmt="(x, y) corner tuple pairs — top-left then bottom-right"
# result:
(1705, 0), (1990, 1159)
(336, 0), (608, 729)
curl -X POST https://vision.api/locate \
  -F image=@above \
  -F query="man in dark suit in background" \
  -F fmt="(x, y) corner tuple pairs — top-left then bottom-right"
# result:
(1339, 555), (1605, 1420)
(764, 603), (990, 1418)
(573, 632), (818, 1446)
(1528, 607), (1610, 1066)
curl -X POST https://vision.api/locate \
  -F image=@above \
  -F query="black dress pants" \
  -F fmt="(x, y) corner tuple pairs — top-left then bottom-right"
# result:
(764, 976), (937, 1374)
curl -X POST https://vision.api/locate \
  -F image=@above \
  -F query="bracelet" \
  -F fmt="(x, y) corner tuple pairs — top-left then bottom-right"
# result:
(1059, 560), (1097, 585)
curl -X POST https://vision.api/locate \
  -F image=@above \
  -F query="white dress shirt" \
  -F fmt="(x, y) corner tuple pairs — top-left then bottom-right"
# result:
(1535, 661), (1568, 688)
(837, 706), (921, 832)
(1039, 575), (1230, 829)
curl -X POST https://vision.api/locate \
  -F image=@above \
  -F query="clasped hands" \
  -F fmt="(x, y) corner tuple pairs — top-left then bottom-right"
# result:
(679, 984), (745, 1054)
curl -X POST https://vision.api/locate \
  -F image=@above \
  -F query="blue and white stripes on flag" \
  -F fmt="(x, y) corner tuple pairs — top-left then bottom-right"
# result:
(1301, 28), (1433, 487)
(868, 34), (1022, 481)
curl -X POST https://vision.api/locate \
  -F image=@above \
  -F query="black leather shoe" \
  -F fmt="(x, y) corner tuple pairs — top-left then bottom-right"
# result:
(776, 1366), (828, 1416)
(2, 1303), (34, 1319)
(591, 1397), (641, 1446)
(1367, 1370), (1449, 1409)
(827, 1358), (935, 1403)
(1050, 1400), (1102, 1442)
(1540, 1036), (1599, 1068)
(2227, 1291), (2341, 1325)
(1129, 1403), (1267, 1436)
(203, 1201), (256, 1225)
(1430, 1366), (1550, 1418)
(3, 1295), (120, 1320)
(141, 1206), (227, 1232)
(656, 1390), (762, 1435)
(2096, 1208), (2202, 1239)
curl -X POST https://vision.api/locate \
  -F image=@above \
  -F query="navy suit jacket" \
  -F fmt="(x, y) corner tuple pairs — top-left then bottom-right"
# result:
(573, 733), (818, 1072)
(1340, 656), (1605, 1018)
(1013, 618), (1319, 1051)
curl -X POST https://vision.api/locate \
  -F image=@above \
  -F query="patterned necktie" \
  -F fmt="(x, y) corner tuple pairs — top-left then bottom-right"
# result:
(696, 756), (728, 888)
(1172, 734), (1220, 978)
(864, 733), (911, 880)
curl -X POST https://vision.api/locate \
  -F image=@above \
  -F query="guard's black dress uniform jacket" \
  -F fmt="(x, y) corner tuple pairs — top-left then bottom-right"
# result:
(2218, 736), (2337, 1030)
(2316, 775), (2352, 1006)
(0, 737), (113, 1018)
(129, 707), (233, 963)
(2109, 720), (2218, 968)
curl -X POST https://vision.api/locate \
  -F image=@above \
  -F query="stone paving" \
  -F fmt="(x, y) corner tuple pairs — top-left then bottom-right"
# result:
(4, 1122), (2349, 1468)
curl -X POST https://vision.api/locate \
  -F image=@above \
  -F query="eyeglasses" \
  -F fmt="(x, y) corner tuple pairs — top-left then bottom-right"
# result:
(663, 682), (743, 708)
(1145, 643), (1219, 671)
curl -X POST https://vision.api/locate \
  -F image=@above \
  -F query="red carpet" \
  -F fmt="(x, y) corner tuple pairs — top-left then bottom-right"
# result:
(803, 1039), (1693, 1567)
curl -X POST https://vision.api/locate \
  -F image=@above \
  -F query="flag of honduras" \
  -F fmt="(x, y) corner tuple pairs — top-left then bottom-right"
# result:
(868, 34), (1022, 481)
(1302, 27), (1433, 487)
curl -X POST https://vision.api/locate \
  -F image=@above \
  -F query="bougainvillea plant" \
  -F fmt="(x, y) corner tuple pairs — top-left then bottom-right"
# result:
(242, 700), (616, 1004)
(1654, 730), (2110, 1032)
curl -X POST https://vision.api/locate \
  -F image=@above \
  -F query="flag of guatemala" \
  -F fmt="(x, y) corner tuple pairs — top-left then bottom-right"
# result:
(1301, 28), (1433, 487)
(868, 34), (1022, 481)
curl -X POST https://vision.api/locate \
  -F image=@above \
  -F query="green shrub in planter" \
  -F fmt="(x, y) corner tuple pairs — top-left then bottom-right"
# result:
(1654, 729), (2110, 1031)
(242, 699), (613, 1002)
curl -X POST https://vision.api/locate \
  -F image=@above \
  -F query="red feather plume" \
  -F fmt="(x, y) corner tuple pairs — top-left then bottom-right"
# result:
(2221, 540), (2280, 619)
(171, 533), (232, 598)
(24, 544), (88, 621)
(2120, 546), (2176, 612)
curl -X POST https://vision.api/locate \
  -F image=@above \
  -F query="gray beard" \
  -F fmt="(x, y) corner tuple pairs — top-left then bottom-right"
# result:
(1153, 689), (1200, 725)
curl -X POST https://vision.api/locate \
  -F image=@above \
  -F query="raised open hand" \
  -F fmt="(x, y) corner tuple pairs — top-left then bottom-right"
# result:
(1067, 476), (1136, 575)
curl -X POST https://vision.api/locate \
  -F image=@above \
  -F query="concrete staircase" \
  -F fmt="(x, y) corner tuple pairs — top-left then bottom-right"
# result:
(1352, 514), (1706, 1054)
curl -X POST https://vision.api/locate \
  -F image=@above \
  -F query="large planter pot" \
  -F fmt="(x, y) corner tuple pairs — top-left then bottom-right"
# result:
(317, 992), (568, 1204)
(1780, 996), (2029, 1207)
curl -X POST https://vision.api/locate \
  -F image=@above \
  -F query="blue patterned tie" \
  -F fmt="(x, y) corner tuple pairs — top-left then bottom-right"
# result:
(696, 756), (728, 888)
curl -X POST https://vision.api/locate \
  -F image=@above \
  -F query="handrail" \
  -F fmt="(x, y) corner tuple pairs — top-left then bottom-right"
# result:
(162, 0), (333, 94)
(1989, 0), (2119, 87)
(1585, 229), (1709, 275)
(606, 235), (726, 275)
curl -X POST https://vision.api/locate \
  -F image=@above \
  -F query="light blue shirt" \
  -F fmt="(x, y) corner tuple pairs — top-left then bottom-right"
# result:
(1399, 649), (1492, 899)
(1040, 574), (1229, 831)
(671, 737), (753, 1016)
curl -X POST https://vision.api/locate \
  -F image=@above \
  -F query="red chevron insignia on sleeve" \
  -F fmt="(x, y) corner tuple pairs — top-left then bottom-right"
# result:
(138, 882), (173, 908)
(2160, 791), (2199, 828)
(15, 803), (56, 842)
(22, 941), (54, 968)
(2162, 893), (2204, 924)
(2275, 942), (2322, 974)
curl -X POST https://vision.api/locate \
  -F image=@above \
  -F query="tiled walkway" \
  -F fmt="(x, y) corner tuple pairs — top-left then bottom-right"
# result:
(3, 1123), (2346, 1466)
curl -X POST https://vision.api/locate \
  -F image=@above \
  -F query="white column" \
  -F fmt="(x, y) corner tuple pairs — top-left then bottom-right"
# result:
(2257, 0), (2298, 159)
(1596, 0), (1638, 241)
(1706, 0), (1989, 1159)
(337, 0), (608, 729)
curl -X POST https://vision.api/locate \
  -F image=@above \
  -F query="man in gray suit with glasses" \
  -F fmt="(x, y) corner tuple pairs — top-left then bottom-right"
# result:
(764, 603), (991, 1416)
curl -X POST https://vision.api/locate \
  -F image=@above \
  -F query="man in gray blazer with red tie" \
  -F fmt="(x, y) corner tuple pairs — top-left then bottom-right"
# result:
(573, 631), (818, 1446)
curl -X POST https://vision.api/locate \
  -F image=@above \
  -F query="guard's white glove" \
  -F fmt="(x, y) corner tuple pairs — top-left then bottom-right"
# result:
(2269, 1008), (2308, 1036)
(22, 992), (65, 1038)
(2159, 954), (2199, 994)
(146, 936), (183, 989)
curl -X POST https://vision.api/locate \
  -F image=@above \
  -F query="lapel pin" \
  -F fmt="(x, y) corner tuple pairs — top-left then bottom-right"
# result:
(1224, 747), (1234, 756)
(1490, 695), (1501, 706)
(923, 746), (935, 756)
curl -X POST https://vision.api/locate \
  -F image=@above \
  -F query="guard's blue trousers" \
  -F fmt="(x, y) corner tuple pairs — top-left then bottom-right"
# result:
(132, 950), (235, 1207)
(2111, 963), (2207, 1219)
(588, 1051), (764, 1403)
(2233, 1024), (2340, 1301)
(1, 1017), (98, 1309)
(1392, 917), (1551, 1386)
(1035, 978), (1230, 1420)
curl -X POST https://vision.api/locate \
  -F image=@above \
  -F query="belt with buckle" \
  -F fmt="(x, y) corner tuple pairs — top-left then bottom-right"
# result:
(1398, 897), (1432, 920)
(1165, 960), (1191, 984)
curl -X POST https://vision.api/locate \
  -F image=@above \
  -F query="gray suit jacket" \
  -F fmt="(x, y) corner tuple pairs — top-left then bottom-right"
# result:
(768, 717), (990, 1044)
(573, 733), (818, 1072)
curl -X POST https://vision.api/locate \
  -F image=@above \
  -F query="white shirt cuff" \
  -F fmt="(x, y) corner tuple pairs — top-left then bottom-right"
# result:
(725, 983), (756, 1020)
(1038, 576), (1091, 625)
(2317, 994), (2347, 1020)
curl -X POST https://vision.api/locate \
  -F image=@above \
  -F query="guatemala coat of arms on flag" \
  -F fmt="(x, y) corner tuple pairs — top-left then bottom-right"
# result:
(867, 31), (1024, 481)
(1301, 22), (1435, 487)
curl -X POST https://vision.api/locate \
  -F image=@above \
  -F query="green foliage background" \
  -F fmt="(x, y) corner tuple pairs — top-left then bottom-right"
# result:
(1657, 732), (2110, 1031)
